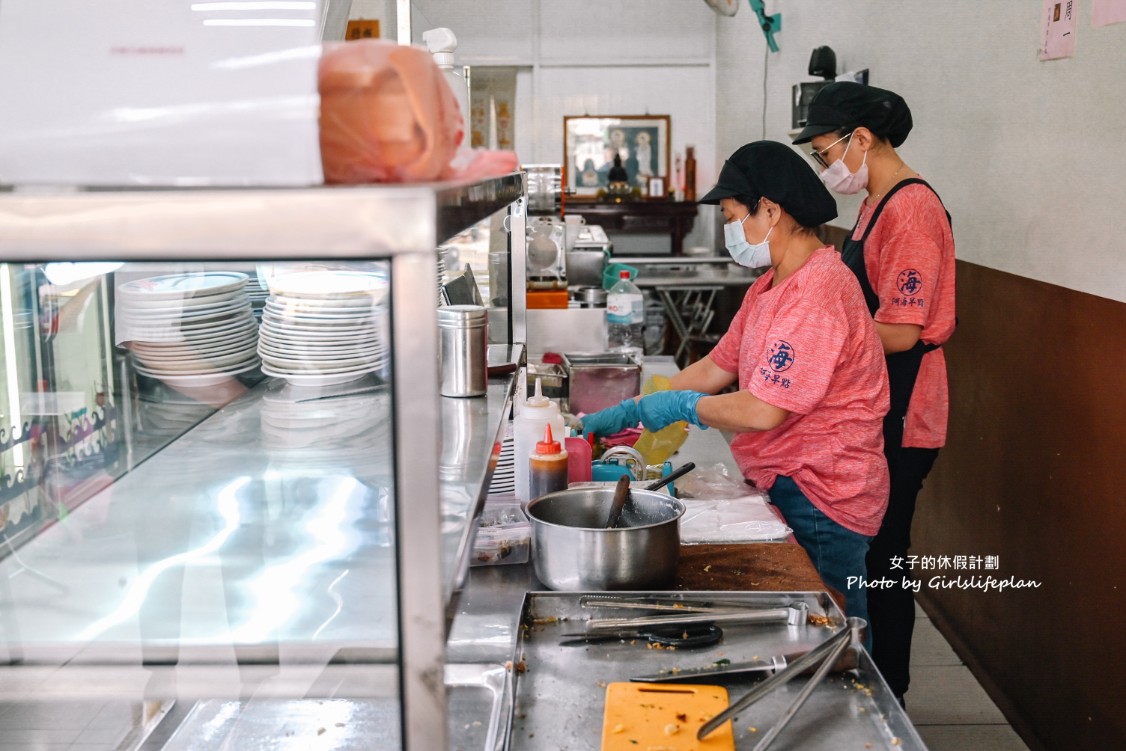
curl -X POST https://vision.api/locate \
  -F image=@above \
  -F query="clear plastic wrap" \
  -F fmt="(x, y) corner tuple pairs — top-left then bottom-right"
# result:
(674, 461), (752, 500)
(674, 463), (792, 543)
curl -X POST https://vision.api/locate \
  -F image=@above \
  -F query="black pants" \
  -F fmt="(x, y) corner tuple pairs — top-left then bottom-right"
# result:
(865, 432), (939, 699)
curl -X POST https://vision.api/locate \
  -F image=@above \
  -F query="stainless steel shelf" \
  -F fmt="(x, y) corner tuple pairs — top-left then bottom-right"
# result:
(0, 173), (525, 261)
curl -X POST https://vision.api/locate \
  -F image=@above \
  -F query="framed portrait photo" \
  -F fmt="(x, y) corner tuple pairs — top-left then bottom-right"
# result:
(564, 115), (670, 197)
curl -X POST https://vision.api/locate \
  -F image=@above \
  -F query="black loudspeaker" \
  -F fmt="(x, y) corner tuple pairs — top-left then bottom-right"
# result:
(808, 46), (837, 79)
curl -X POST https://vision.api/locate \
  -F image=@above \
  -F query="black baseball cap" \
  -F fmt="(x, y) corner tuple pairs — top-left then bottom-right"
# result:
(792, 81), (913, 147)
(698, 141), (837, 227)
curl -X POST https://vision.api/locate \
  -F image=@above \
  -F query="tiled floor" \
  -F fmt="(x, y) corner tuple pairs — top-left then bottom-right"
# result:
(908, 601), (1032, 751)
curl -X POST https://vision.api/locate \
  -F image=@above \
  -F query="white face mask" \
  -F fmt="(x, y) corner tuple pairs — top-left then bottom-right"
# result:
(724, 214), (773, 269)
(820, 135), (869, 195)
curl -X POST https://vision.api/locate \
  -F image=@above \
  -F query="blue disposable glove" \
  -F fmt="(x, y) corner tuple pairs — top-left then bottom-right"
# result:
(637, 390), (708, 432)
(580, 398), (640, 437)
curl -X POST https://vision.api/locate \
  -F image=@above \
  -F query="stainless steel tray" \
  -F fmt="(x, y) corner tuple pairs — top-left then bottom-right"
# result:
(505, 591), (927, 750)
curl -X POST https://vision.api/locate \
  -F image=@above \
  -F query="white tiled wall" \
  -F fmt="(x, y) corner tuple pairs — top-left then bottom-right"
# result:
(396, 0), (723, 253)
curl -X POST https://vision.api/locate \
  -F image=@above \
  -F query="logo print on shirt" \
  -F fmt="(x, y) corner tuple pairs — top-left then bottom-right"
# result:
(897, 269), (923, 296)
(768, 340), (795, 372)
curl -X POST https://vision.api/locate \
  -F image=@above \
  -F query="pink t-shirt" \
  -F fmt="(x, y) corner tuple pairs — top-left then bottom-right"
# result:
(710, 247), (890, 536)
(854, 182), (956, 448)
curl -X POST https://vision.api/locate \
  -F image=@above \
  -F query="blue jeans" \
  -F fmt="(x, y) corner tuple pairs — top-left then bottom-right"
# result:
(769, 475), (873, 651)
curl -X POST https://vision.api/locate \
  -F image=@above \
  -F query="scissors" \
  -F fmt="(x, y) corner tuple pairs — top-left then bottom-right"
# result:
(558, 623), (723, 649)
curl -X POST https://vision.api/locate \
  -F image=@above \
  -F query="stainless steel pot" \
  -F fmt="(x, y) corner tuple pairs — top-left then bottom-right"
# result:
(525, 486), (684, 591)
(568, 285), (607, 308)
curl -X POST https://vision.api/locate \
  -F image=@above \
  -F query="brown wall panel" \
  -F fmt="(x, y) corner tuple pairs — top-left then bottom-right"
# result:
(914, 260), (1126, 750)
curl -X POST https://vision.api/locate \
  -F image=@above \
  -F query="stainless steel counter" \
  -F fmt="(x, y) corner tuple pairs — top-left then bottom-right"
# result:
(448, 357), (740, 666)
(0, 352), (518, 700)
(448, 357), (925, 751)
(627, 256), (762, 290)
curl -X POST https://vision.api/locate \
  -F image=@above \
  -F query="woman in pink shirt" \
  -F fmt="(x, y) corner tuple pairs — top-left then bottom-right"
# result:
(794, 82), (956, 705)
(582, 142), (889, 639)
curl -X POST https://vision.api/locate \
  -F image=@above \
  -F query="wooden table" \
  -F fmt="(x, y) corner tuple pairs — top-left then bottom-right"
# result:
(674, 541), (827, 593)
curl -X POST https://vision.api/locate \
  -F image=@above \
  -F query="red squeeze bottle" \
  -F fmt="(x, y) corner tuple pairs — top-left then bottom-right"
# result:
(529, 425), (569, 499)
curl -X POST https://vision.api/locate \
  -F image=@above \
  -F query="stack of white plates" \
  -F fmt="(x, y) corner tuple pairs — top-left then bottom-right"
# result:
(258, 269), (390, 387)
(119, 272), (260, 387)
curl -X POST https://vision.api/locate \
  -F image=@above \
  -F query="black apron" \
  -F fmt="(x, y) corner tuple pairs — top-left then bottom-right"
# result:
(840, 178), (951, 447)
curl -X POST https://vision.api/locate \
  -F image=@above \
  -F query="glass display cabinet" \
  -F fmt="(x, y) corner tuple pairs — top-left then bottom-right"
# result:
(0, 173), (527, 750)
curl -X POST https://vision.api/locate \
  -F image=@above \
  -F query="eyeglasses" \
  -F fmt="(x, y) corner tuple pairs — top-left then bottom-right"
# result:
(809, 132), (851, 169)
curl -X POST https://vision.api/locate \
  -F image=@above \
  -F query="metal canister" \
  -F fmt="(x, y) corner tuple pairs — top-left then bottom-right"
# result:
(438, 304), (488, 397)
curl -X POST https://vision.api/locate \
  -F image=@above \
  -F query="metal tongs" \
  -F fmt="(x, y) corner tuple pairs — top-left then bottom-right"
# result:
(697, 616), (866, 750)
(578, 601), (808, 634)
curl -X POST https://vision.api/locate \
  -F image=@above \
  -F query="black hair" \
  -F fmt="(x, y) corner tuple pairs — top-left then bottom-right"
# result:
(738, 193), (820, 235)
(731, 195), (762, 214)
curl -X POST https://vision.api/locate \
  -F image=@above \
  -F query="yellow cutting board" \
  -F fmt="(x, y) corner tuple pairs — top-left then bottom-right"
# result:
(601, 682), (736, 750)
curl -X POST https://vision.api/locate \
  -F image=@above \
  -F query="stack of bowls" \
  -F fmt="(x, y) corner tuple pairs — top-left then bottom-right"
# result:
(119, 271), (260, 388)
(258, 269), (389, 387)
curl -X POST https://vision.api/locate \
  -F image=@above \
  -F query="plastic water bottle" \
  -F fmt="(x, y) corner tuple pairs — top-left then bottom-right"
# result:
(607, 270), (645, 360)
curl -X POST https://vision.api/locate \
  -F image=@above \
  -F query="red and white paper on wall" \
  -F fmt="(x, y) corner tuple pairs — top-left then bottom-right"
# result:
(1039, 0), (1078, 60)
(1092, 0), (1126, 26)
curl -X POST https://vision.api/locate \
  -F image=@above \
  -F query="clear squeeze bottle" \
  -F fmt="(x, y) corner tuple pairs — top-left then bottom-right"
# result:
(529, 425), (569, 499)
(513, 378), (565, 502)
(422, 27), (470, 128)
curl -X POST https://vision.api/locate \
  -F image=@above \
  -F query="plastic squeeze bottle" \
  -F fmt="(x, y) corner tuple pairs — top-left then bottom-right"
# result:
(513, 379), (565, 502)
(529, 425), (569, 499)
(564, 428), (593, 485)
(422, 27), (470, 129)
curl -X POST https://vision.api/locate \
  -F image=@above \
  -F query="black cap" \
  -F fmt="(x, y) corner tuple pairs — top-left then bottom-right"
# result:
(698, 141), (837, 227)
(791, 81), (913, 147)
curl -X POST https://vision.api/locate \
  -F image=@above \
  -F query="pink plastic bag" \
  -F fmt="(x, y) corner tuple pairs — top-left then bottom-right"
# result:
(318, 40), (464, 184)
(318, 40), (519, 185)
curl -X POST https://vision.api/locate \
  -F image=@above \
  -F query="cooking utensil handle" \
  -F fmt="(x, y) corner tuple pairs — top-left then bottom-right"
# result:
(644, 461), (696, 492)
(586, 607), (791, 632)
(604, 474), (632, 529)
(697, 625), (851, 740)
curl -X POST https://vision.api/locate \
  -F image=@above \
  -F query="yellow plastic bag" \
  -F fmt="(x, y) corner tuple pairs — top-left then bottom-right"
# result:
(632, 374), (689, 466)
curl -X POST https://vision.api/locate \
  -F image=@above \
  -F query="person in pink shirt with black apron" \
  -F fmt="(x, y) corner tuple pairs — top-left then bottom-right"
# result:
(794, 82), (957, 706)
(581, 141), (890, 648)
